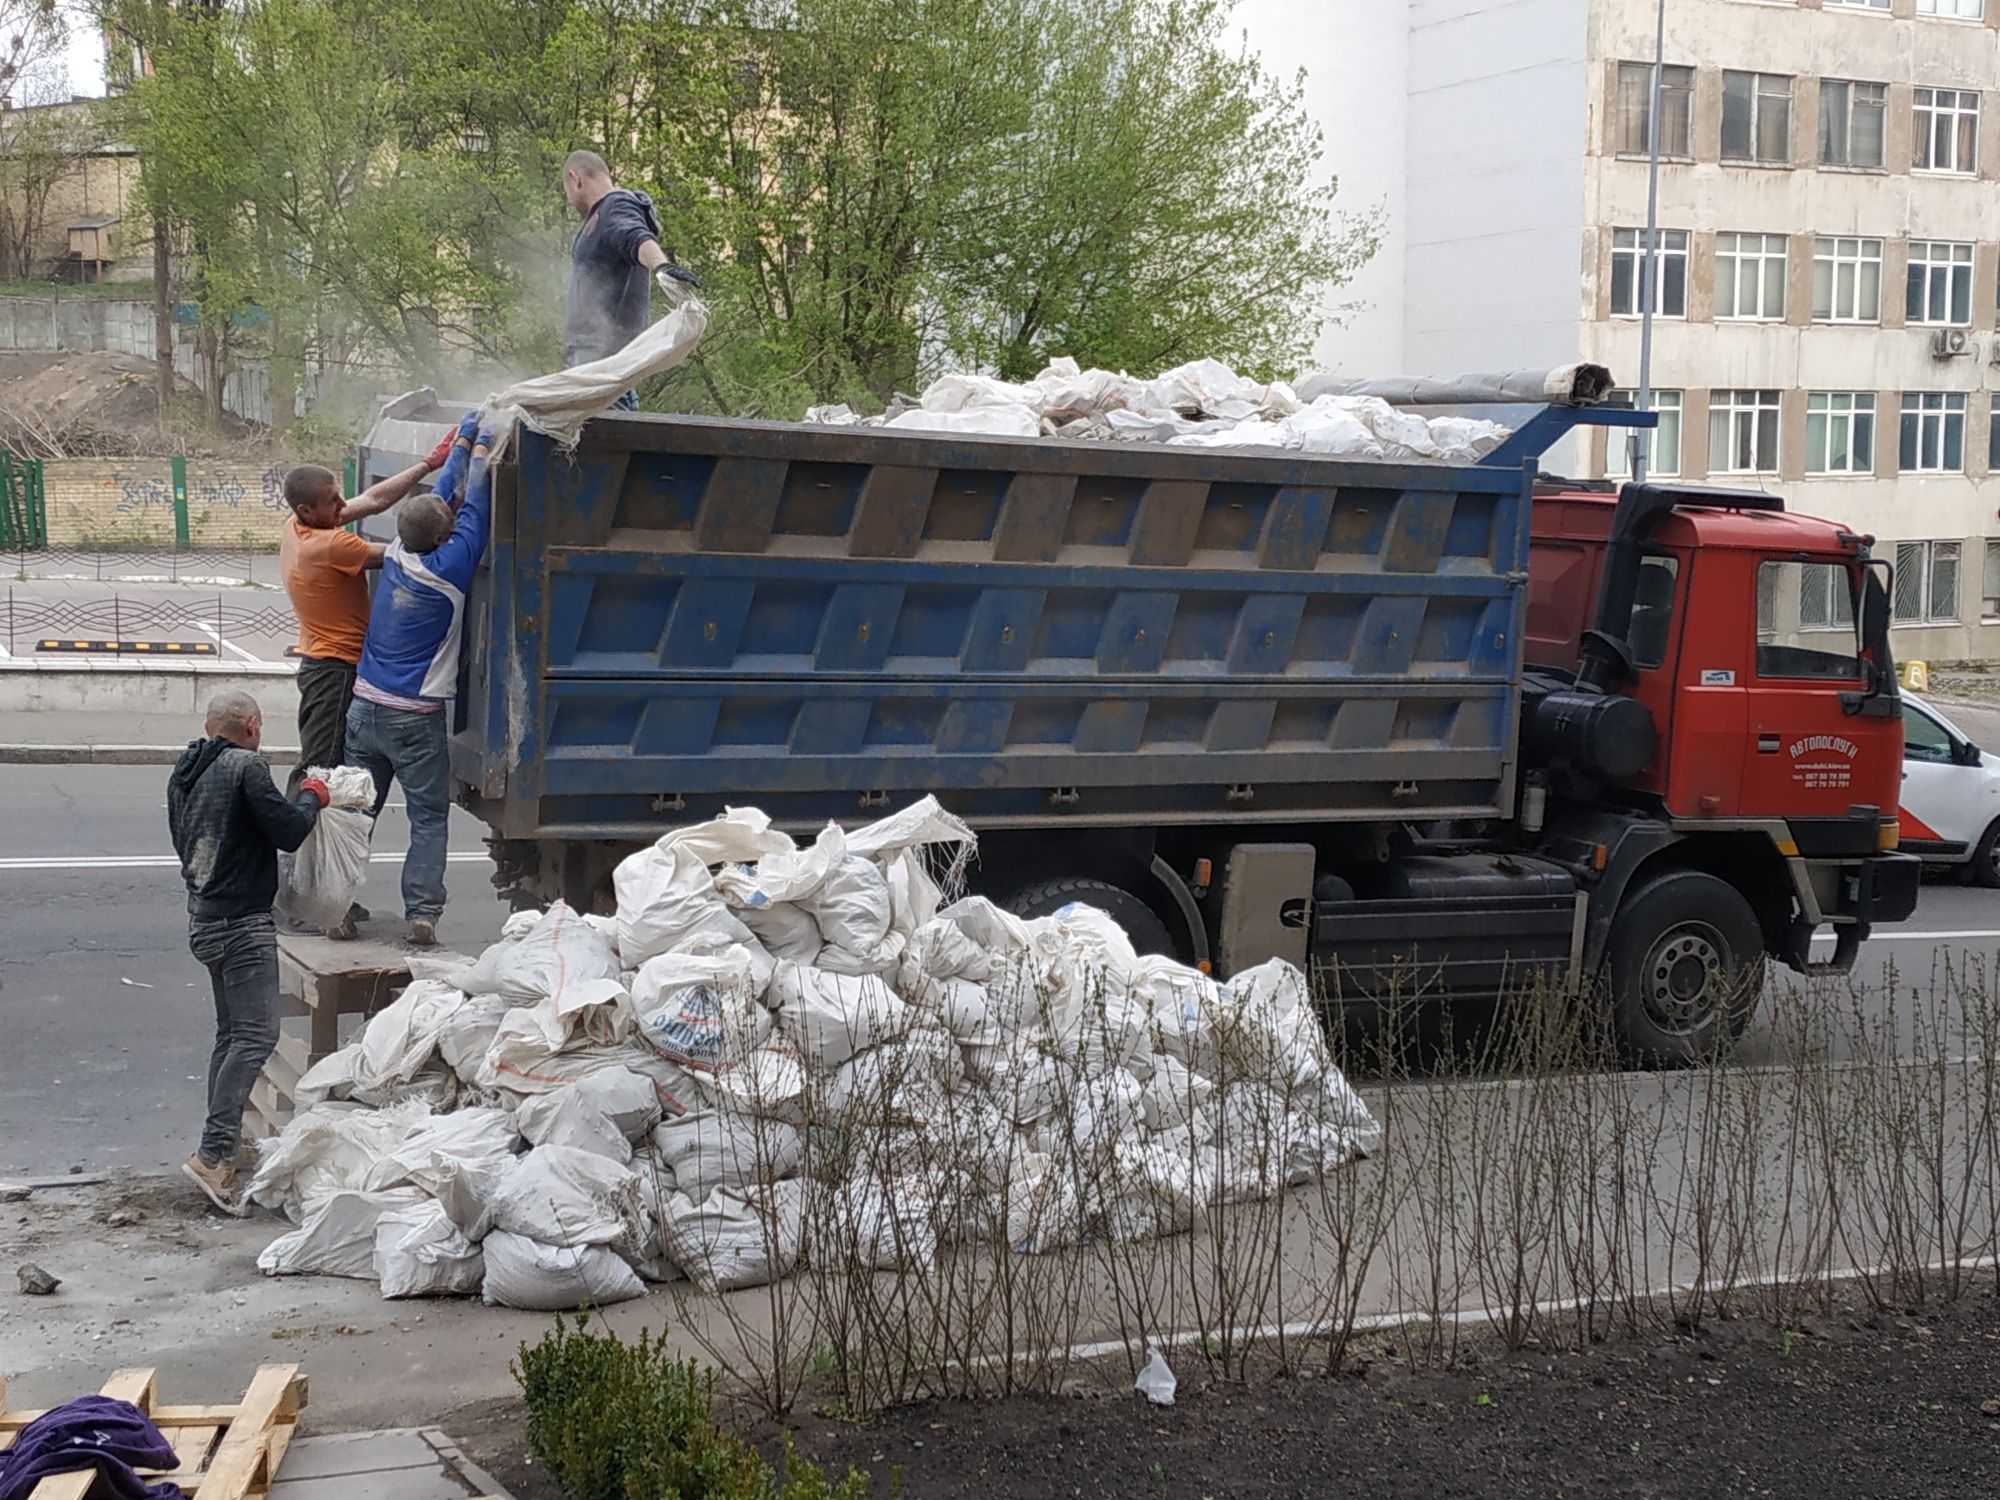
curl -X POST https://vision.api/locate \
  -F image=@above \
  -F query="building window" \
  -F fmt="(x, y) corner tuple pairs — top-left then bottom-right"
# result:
(1722, 71), (1793, 164)
(1805, 393), (1876, 474)
(1914, 87), (1980, 174)
(1796, 564), (1857, 634)
(1709, 389), (1781, 473)
(1812, 236), (1883, 322)
(1759, 562), (1864, 679)
(1818, 80), (1887, 168)
(1907, 241), (1974, 326)
(1894, 540), (1961, 624)
(1606, 389), (1683, 478)
(1983, 538), (2000, 621)
(1917, 0), (1983, 18)
(1609, 228), (1688, 317)
(1899, 393), (1968, 472)
(1616, 61), (1694, 157)
(1716, 233), (1788, 320)
(1826, 0), (1891, 9)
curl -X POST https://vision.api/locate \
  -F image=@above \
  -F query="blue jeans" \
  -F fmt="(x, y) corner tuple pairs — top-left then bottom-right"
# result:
(188, 912), (279, 1166)
(345, 698), (451, 920)
(611, 389), (639, 412)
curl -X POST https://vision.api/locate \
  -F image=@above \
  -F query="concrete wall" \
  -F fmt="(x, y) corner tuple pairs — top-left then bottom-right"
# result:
(39, 459), (291, 549)
(1237, 0), (1411, 379)
(0, 295), (306, 427)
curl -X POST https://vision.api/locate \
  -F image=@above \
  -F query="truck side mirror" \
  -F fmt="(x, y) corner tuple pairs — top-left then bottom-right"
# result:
(1843, 562), (1897, 718)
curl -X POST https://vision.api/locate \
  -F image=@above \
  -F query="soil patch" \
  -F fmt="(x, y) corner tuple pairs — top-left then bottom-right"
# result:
(0, 350), (276, 460)
(449, 1289), (2000, 1500)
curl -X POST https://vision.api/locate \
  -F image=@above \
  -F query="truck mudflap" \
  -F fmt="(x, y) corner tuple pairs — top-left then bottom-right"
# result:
(1781, 851), (1921, 975)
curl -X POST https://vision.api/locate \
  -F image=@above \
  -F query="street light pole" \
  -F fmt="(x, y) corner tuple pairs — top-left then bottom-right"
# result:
(1630, 0), (1667, 484)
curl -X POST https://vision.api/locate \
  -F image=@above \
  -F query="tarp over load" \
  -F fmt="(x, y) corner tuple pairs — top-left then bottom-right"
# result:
(248, 796), (1380, 1307)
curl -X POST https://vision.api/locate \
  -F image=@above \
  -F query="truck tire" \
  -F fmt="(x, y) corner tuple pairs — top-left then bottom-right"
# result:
(1006, 876), (1179, 959)
(1605, 871), (1764, 1068)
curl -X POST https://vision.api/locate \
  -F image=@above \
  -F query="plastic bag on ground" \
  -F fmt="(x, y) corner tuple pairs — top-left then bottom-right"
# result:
(257, 1187), (428, 1279)
(514, 1066), (663, 1161)
(480, 1230), (645, 1309)
(481, 1145), (647, 1251)
(768, 962), (909, 1070)
(645, 1110), (804, 1206)
(373, 1199), (484, 1298)
(1135, 1347), (1178, 1406)
(657, 1179), (805, 1292)
(276, 765), (376, 930)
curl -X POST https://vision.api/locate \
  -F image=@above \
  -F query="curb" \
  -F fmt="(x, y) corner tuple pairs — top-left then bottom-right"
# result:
(0, 743), (301, 766)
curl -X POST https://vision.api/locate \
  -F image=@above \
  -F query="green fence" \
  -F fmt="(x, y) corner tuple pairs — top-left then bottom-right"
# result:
(0, 452), (46, 549)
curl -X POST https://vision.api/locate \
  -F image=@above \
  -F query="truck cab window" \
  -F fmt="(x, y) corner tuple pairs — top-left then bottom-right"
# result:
(1629, 554), (1679, 670)
(1756, 560), (1864, 680)
(1903, 705), (1954, 764)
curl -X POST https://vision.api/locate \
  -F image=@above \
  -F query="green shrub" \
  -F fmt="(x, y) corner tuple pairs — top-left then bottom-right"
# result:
(513, 1314), (869, 1500)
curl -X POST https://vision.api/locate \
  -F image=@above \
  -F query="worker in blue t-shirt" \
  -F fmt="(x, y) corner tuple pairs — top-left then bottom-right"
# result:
(560, 149), (701, 409)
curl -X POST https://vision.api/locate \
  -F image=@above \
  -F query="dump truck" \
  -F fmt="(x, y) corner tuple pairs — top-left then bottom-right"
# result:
(358, 369), (1919, 1063)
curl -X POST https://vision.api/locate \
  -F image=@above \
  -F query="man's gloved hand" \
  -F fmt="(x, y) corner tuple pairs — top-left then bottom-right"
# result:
(299, 776), (332, 809)
(655, 264), (703, 303)
(457, 410), (483, 440)
(423, 429), (455, 472)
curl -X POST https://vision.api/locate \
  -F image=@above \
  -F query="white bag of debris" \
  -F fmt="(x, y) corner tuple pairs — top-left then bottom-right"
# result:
(475, 981), (636, 1092)
(295, 980), (471, 1107)
(373, 1199), (484, 1299)
(824, 1029), (961, 1128)
(816, 1174), (939, 1271)
(257, 1187), (429, 1279)
(438, 994), (512, 1081)
(480, 1230), (645, 1309)
(657, 1179), (805, 1292)
(363, 1104), (519, 1196)
(632, 947), (773, 1069)
(482, 295), (708, 456)
(248, 1100), (433, 1221)
(646, 1109), (804, 1205)
(276, 765), (377, 930)
(481, 1145), (648, 1251)
(514, 1066), (664, 1161)
(768, 962), (910, 1070)
(613, 841), (772, 980)
(450, 901), (623, 1007)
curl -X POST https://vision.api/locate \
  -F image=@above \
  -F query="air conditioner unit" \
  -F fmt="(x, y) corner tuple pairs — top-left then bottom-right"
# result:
(1930, 327), (1972, 359)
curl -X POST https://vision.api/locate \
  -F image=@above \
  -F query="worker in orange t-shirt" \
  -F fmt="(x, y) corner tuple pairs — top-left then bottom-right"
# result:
(276, 435), (455, 933)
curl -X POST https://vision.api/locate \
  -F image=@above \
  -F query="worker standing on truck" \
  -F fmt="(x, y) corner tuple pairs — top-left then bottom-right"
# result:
(560, 148), (701, 409)
(276, 433), (461, 936)
(344, 418), (494, 947)
(168, 689), (331, 1215)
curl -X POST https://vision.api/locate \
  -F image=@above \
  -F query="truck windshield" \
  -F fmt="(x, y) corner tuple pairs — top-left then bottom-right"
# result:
(1756, 559), (1863, 680)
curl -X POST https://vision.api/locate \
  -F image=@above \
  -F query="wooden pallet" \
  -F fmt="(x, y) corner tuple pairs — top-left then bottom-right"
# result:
(0, 1364), (307, 1500)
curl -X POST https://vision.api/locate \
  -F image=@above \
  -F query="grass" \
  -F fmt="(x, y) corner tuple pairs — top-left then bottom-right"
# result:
(0, 278), (153, 302)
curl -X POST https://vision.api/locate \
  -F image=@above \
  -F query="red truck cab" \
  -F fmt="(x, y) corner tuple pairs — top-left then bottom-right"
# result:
(1525, 478), (1916, 996)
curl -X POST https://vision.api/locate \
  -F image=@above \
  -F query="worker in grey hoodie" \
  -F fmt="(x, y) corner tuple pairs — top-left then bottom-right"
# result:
(560, 148), (701, 408)
(167, 690), (330, 1214)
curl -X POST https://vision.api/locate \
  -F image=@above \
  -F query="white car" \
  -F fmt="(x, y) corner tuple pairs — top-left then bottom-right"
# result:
(1899, 694), (2000, 888)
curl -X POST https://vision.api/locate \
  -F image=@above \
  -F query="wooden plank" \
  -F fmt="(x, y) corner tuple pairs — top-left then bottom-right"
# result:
(152, 1422), (223, 1483)
(182, 1366), (305, 1500)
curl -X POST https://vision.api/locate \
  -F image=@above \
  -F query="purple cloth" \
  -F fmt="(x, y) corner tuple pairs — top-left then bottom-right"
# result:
(0, 1395), (184, 1500)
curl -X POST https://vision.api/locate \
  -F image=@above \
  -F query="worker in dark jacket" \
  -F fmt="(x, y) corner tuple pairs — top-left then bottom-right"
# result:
(560, 148), (701, 408)
(167, 690), (330, 1214)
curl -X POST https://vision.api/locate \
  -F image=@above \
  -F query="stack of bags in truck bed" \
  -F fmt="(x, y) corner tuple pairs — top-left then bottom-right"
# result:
(245, 797), (1381, 1308)
(805, 356), (1510, 461)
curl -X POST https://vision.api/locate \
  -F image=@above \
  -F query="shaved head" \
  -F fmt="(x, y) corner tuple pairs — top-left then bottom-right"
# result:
(562, 149), (614, 213)
(398, 494), (455, 553)
(204, 689), (263, 748)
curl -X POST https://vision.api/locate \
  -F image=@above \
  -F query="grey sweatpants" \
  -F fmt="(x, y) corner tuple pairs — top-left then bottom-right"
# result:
(188, 912), (280, 1166)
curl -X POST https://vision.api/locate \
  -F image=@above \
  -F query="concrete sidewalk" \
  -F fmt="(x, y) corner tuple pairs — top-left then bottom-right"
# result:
(273, 1429), (516, 1500)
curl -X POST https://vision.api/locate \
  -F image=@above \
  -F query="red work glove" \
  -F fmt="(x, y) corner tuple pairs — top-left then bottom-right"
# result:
(299, 776), (332, 809)
(423, 428), (456, 472)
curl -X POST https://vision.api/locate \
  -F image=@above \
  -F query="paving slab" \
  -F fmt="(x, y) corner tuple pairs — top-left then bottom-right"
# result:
(270, 1427), (514, 1500)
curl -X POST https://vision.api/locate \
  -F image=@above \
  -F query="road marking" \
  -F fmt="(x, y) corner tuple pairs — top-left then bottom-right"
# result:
(0, 852), (492, 872)
(191, 620), (266, 663)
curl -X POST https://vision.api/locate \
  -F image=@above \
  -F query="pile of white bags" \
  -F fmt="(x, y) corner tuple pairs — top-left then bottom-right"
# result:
(247, 795), (1379, 1306)
(805, 356), (1508, 462)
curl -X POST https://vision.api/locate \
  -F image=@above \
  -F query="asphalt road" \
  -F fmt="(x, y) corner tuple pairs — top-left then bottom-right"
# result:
(5, 755), (2000, 1179)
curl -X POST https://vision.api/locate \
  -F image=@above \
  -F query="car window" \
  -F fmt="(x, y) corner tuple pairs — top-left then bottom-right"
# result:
(1629, 554), (1679, 671)
(1755, 560), (1863, 680)
(1904, 707), (1954, 764)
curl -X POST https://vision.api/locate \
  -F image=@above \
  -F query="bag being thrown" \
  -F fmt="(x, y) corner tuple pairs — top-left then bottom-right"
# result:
(279, 764), (377, 930)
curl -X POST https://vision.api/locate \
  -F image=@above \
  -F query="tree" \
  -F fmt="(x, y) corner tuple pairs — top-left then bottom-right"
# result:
(0, 0), (65, 110)
(0, 100), (109, 280)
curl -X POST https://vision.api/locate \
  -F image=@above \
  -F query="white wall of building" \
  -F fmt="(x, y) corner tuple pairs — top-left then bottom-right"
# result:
(1235, 0), (1410, 378)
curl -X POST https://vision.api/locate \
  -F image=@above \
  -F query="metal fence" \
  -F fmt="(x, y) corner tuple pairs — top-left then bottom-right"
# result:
(4, 545), (269, 583)
(0, 454), (47, 549)
(2, 588), (297, 658)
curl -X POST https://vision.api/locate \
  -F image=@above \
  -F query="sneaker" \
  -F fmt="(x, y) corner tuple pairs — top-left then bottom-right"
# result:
(347, 903), (371, 923)
(407, 917), (438, 947)
(181, 1154), (250, 1217)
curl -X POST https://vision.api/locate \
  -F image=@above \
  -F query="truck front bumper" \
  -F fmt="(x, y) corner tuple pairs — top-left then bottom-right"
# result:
(1781, 852), (1921, 975)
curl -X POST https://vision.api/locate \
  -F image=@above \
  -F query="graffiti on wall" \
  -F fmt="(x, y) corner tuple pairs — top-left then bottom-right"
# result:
(110, 469), (290, 515)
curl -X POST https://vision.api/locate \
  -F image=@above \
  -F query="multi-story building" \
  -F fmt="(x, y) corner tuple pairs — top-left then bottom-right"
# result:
(1255, 0), (2000, 661)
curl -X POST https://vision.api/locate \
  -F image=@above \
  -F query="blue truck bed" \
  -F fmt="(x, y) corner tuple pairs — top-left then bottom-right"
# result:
(358, 404), (1548, 843)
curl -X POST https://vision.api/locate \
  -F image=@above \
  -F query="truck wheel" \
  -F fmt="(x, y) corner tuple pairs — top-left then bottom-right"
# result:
(1966, 819), (2000, 890)
(1605, 871), (1764, 1067)
(1006, 876), (1179, 959)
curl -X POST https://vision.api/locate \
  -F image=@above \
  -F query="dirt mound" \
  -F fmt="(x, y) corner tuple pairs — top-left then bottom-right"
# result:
(0, 350), (276, 460)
